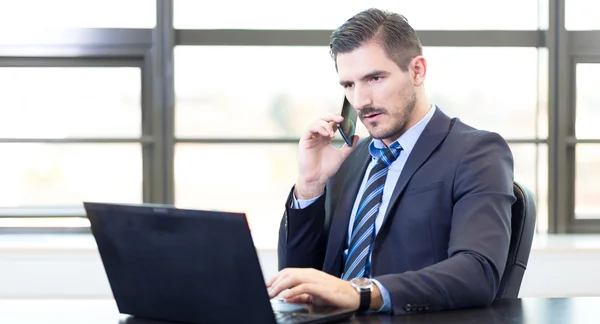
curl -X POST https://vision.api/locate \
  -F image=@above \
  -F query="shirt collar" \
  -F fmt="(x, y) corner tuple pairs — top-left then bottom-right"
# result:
(369, 105), (436, 159)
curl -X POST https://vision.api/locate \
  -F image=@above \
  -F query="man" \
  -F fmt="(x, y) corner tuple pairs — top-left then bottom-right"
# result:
(266, 8), (515, 315)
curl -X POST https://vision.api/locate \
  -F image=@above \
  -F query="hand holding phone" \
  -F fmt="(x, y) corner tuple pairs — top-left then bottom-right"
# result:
(337, 97), (358, 147)
(295, 99), (359, 199)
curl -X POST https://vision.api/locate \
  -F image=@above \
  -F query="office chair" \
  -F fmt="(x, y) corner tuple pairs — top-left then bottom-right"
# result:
(496, 181), (537, 298)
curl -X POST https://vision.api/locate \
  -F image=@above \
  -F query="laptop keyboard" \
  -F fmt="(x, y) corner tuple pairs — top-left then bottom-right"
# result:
(274, 311), (319, 324)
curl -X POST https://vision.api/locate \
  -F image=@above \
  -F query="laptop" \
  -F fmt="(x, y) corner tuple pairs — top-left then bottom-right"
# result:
(84, 202), (356, 324)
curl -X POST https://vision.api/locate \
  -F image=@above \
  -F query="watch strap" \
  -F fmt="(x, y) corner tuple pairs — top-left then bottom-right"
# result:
(358, 287), (371, 311)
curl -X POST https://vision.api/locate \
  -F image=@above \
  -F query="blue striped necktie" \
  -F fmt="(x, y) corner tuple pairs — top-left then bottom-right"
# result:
(342, 141), (402, 280)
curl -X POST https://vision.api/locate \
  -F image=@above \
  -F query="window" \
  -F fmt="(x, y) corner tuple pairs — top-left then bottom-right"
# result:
(0, 0), (155, 28)
(173, 144), (548, 244)
(575, 64), (600, 139)
(0, 67), (141, 138)
(574, 64), (600, 220)
(2, 1), (591, 234)
(575, 145), (600, 219)
(175, 46), (340, 139)
(174, 46), (548, 239)
(510, 144), (549, 232)
(0, 66), (144, 228)
(423, 47), (543, 140)
(175, 0), (540, 30)
(0, 144), (142, 207)
(174, 144), (297, 248)
(566, 0), (600, 30)
(175, 46), (543, 140)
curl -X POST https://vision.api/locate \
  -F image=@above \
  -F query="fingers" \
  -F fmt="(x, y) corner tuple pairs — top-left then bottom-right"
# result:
(339, 135), (360, 158)
(282, 276), (358, 310)
(321, 113), (344, 124)
(266, 268), (292, 287)
(283, 293), (312, 304)
(281, 283), (320, 300)
(266, 275), (277, 288)
(266, 267), (301, 287)
(331, 122), (339, 133)
(267, 274), (286, 298)
(307, 120), (336, 138)
(301, 114), (344, 141)
(267, 270), (303, 298)
(269, 275), (305, 298)
(267, 268), (322, 299)
(269, 269), (354, 309)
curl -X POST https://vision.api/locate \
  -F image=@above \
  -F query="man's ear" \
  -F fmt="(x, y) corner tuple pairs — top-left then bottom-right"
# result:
(411, 56), (427, 87)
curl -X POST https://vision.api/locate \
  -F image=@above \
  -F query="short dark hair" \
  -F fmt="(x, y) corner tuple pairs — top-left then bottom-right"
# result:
(329, 8), (423, 71)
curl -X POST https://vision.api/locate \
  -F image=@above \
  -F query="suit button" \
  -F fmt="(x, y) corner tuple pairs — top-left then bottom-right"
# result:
(404, 304), (412, 312)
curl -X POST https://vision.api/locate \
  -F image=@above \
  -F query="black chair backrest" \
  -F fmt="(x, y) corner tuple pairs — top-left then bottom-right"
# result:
(496, 181), (537, 298)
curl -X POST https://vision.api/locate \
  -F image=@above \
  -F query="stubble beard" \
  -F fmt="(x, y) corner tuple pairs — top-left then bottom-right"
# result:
(368, 89), (417, 141)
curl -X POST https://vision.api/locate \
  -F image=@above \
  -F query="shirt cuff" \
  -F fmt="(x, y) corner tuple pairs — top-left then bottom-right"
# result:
(370, 279), (392, 313)
(291, 193), (321, 209)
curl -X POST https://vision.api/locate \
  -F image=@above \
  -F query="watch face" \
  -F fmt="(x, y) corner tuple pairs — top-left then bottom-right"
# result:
(351, 277), (372, 288)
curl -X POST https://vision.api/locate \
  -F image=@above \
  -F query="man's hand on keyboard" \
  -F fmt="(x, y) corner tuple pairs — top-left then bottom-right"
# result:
(267, 268), (376, 310)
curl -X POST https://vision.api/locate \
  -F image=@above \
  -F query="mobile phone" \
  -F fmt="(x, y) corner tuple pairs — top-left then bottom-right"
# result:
(337, 97), (358, 147)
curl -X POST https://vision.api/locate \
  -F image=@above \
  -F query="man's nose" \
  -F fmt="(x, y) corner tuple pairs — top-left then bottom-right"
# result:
(353, 86), (373, 110)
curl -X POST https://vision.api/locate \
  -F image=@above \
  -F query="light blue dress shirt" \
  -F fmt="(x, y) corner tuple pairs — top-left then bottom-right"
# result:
(292, 105), (436, 312)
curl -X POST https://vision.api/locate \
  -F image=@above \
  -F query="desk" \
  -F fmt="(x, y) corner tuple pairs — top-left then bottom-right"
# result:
(1, 297), (600, 323)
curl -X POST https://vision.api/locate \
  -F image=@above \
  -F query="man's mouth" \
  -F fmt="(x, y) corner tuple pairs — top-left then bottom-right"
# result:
(363, 112), (382, 120)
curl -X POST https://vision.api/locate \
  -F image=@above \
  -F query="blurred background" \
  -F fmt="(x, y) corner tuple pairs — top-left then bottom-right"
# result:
(0, 0), (599, 299)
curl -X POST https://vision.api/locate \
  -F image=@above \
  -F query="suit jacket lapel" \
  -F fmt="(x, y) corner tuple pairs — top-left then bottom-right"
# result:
(381, 108), (453, 224)
(322, 140), (371, 275)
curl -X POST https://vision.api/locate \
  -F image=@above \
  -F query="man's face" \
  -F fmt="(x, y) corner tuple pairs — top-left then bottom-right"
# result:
(336, 42), (417, 143)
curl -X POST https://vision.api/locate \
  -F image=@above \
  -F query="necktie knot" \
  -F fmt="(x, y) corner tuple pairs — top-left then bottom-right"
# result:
(371, 141), (402, 167)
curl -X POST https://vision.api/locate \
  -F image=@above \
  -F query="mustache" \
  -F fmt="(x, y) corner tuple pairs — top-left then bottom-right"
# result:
(359, 107), (386, 118)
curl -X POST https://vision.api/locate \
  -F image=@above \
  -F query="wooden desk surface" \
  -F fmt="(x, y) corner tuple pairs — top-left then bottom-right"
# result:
(2, 297), (600, 323)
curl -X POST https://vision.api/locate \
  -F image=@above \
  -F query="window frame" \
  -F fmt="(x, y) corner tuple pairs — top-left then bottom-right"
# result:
(1, 0), (599, 234)
(563, 57), (600, 232)
(0, 27), (172, 233)
(173, 11), (548, 233)
(548, 0), (600, 233)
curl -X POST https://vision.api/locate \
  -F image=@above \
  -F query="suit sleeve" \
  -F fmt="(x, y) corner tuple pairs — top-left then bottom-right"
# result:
(374, 131), (515, 314)
(278, 186), (328, 270)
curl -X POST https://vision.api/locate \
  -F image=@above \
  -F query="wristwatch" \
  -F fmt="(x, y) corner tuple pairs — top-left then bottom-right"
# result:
(350, 277), (373, 311)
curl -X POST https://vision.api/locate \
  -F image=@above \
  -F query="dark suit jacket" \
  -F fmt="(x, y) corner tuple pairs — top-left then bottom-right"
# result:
(278, 107), (516, 314)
